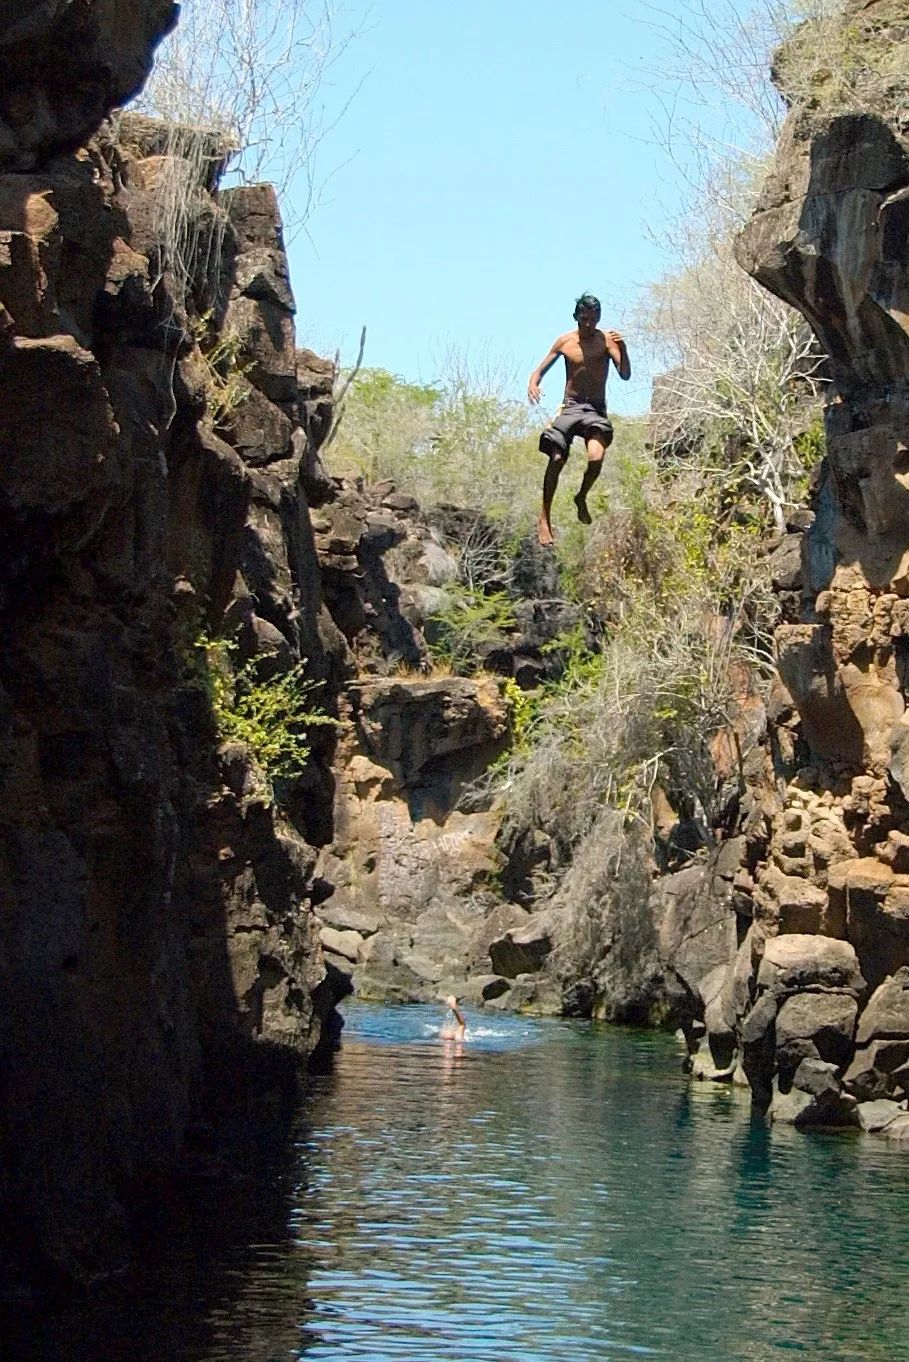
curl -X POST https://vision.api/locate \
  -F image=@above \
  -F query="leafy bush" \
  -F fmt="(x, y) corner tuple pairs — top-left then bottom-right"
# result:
(327, 362), (539, 518)
(327, 367), (439, 484)
(193, 635), (337, 787)
(428, 586), (516, 674)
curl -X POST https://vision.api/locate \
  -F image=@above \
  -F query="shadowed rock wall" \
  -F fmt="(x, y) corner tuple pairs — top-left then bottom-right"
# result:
(0, 43), (528, 1282)
(0, 63), (353, 1280)
(0, 1), (178, 168)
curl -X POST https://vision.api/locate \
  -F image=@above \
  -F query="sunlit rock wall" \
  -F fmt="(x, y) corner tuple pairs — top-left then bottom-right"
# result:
(694, 0), (909, 1134)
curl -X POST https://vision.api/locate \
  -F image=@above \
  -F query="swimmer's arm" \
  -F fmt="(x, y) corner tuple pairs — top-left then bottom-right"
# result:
(605, 329), (631, 381)
(527, 337), (566, 404)
(452, 1003), (466, 1030)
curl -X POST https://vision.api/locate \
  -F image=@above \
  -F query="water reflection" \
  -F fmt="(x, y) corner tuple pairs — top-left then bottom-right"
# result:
(6, 1003), (909, 1361)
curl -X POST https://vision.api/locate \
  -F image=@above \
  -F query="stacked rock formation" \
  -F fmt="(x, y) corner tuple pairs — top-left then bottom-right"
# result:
(670, 0), (909, 1139)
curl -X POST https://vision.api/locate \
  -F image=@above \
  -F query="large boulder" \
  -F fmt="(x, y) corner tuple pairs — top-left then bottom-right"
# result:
(855, 966), (909, 1043)
(856, 1099), (905, 1133)
(829, 859), (909, 989)
(752, 863), (836, 936)
(0, 1), (178, 169)
(844, 1038), (909, 1102)
(775, 991), (858, 1079)
(740, 992), (781, 1108)
(757, 934), (866, 997)
(701, 962), (738, 1071)
(654, 860), (739, 1023)
(319, 927), (363, 964)
(771, 1059), (857, 1128)
(843, 967), (909, 1100)
(471, 902), (535, 966)
(489, 915), (553, 979)
(738, 936), (865, 1110)
(354, 676), (508, 791)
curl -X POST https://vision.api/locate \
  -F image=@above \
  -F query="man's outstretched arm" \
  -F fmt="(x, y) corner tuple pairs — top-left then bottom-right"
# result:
(528, 339), (563, 404)
(605, 330), (631, 381)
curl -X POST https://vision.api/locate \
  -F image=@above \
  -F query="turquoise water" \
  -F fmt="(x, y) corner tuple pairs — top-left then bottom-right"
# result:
(8, 1004), (909, 1360)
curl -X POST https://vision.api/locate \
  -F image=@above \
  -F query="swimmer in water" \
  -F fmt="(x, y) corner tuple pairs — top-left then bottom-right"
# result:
(440, 994), (466, 1041)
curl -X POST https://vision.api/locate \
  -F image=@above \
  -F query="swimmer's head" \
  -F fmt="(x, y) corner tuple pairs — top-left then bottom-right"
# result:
(445, 994), (458, 1009)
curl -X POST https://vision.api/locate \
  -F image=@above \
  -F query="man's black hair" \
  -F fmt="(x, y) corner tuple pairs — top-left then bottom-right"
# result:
(573, 292), (601, 319)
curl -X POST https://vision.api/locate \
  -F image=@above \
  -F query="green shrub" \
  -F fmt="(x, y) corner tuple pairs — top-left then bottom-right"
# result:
(193, 635), (337, 787)
(501, 676), (541, 752)
(428, 586), (517, 673)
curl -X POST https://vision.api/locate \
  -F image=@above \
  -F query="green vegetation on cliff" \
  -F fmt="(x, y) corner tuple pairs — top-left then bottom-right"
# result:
(187, 633), (337, 789)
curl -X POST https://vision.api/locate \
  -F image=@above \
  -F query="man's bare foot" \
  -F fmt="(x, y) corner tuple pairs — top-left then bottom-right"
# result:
(574, 493), (593, 525)
(537, 514), (555, 547)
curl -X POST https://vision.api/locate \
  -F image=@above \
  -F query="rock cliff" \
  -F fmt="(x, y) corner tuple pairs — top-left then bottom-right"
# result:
(669, 0), (909, 1138)
(0, 7), (539, 1284)
(0, 120), (337, 1283)
(0, 1), (178, 167)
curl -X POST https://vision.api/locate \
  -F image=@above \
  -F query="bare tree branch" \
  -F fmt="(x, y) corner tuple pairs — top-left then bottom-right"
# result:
(135, 0), (360, 238)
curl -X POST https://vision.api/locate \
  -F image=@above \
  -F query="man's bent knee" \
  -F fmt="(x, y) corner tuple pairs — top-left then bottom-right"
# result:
(585, 423), (613, 454)
(539, 427), (569, 460)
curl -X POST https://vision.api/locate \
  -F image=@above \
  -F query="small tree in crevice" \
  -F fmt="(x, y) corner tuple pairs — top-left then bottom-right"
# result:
(190, 635), (338, 794)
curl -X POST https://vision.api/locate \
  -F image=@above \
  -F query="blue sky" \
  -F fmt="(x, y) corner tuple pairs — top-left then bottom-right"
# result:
(286, 0), (764, 415)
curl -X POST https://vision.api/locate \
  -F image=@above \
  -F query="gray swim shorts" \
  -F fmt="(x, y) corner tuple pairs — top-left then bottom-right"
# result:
(539, 402), (614, 460)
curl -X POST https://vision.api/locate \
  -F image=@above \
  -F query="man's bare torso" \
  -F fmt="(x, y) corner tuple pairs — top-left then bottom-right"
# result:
(558, 328), (609, 406)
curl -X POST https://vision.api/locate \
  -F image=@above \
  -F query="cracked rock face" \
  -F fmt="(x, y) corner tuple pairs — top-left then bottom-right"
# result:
(0, 2), (178, 168)
(0, 109), (348, 1283)
(680, 6), (909, 1125)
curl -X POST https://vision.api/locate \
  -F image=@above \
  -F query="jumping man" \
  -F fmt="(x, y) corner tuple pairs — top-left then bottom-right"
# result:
(527, 293), (631, 547)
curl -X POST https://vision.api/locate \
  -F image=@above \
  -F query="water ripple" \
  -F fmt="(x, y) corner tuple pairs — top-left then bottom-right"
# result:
(280, 1003), (909, 1362)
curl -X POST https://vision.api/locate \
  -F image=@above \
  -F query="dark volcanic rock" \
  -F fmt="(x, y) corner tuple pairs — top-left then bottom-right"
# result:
(355, 676), (508, 789)
(757, 934), (866, 998)
(728, 5), (909, 1126)
(775, 992), (858, 1079)
(856, 967), (909, 1043)
(0, 118), (344, 1288)
(0, 1), (178, 169)
(0, 333), (117, 513)
(489, 917), (553, 979)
